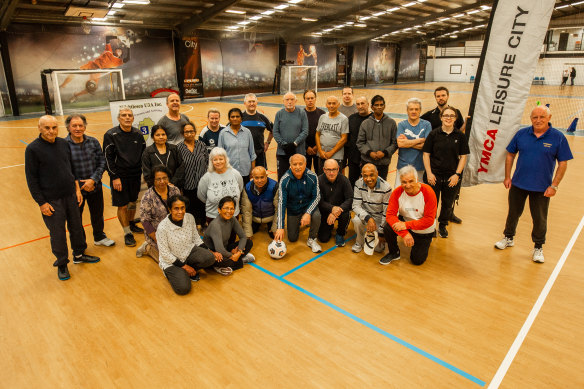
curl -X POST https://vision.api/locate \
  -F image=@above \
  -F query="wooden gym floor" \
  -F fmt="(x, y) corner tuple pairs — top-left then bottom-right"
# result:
(0, 82), (583, 388)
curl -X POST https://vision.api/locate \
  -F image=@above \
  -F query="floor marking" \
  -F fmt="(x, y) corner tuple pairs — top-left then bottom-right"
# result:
(250, 262), (486, 386)
(280, 234), (356, 278)
(19, 139), (29, 145)
(0, 216), (118, 251)
(0, 163), (24, 170)
(487, 215), (584, 389)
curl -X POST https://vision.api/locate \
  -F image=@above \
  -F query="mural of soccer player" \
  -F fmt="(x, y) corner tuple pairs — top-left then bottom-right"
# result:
(297, 45), (307, 65)
(60, 35), (130, 103)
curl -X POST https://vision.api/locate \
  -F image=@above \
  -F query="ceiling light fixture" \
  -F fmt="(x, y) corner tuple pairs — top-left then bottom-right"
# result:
(262, 10), (275, 15)
(481, 5), (491, 10)
(112, 3), (124, 8)
(572, 0), (584, 5)
(355, 23), (367, 27)
(360, 16), (371, 20)
(275, 4), (289, 10)
(238, 21), (250, 25)
(302, 17), (317, 21)
(250, 15), (263, 20)
(425, 21), (437, 25)
(403, 2), (417, 7)
(555, 4), (569, 9)
(439, 17), (451, 21)
(92, 17), (108, 21)
(226, 9), (246, 14)
(467, 9), (480, 14)
(120, 19), (142, 24)
(289, 0), (303, 3)
(453, 13), (465, 18)
(387, 7), (400, 12)
(373, 11), (385, 16)
(123, 0), (150, 4)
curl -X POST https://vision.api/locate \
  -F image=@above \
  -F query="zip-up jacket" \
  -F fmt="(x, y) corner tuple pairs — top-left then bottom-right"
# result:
(277, 168), (320, 229)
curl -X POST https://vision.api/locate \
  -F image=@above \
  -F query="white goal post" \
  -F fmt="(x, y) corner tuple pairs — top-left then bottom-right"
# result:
(46, 69), (126, 116)
(281, 65), (318, 94)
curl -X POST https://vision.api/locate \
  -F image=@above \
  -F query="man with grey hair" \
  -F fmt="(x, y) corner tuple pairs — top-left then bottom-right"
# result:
(25, 115), (100, 281)
(273, 92), (309, 180)
(242, 93), (274, 169)
(494, 105), (572, 263)
(65, 113), (114, 247)
(275, 154), (322, 253)
(103, 107), (146, 247)
(380, 165), (437, 266)
(395, 97), (432, 187)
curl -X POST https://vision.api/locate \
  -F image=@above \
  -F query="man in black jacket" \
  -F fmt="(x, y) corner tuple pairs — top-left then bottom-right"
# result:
(25, 115), (100, 281)
(317, 159), (353, 247)
(103, 108), (146, 247)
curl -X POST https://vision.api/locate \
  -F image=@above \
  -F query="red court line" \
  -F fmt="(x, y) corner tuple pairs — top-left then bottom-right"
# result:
(0, 216), (118, 251)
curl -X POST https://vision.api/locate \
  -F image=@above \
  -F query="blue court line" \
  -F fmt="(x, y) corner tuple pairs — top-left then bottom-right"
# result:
(19, 139), (29, 145)
(280, 234), (356, 278)
(101, 182), (111, 190)
(250, 262), (486, 386)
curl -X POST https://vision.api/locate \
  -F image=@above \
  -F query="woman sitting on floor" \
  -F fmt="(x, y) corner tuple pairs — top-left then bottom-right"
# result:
(203, 196), (255, 274)
(136, 165), (181, 261)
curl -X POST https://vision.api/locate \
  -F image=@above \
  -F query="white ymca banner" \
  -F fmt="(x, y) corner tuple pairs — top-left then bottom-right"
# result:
(109, 97), (167, 146)
(464, 0), (555, 186)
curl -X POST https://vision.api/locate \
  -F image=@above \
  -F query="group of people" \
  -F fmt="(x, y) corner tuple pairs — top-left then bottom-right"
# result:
(25, 87), (572, 295)
(560, 67), (576, 86)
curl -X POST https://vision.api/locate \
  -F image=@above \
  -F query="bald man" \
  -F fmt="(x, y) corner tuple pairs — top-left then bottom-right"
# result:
(156, 93), (191, 144)
(315, 95), (349, 172)
(25, 116), (100, 281)
(273, 92), (309, 179)
(241, 166), (279, 239)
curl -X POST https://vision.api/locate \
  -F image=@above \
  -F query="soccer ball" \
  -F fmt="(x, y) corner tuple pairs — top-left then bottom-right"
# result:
(85, 80), (97, 94)
(268, 240), (287, 259)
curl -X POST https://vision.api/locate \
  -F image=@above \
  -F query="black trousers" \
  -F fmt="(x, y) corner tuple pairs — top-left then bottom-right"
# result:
(504, 185), (550, 246)
(253, 221), (273, 233)
(42, 193), (87, 267)
(256, 152), (267, 169)
(348, 160), (361, 189)
(425, 173), (459, 226)
(383, 223), (433, 266)
(277, 155), (291, 180)
(183, 188), (207, 226)
(317, 209), (351, 243)
(79, 185), (106, 241)
(306, 153), (321, 176)
(206, 240), (252, 271)
(163, 245), (215, 295)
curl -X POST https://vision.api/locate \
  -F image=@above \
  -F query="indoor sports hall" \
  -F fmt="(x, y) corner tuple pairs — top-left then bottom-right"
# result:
(0, 1), (583, 388)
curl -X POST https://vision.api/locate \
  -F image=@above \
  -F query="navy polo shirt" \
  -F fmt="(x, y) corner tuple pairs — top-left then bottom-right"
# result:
(507, 126), (573, 192)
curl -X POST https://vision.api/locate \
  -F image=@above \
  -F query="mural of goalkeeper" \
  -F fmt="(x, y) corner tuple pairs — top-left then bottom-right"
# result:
(60, 35), (131, 103)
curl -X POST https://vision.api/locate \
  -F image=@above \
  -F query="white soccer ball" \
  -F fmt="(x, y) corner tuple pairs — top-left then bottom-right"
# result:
(268, 240), (287, 259)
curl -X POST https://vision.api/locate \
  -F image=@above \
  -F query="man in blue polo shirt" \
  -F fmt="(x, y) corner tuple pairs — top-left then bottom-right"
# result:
(494, 106), (573, 263)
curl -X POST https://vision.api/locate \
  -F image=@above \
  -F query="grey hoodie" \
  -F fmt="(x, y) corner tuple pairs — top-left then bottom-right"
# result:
(356, 114), (398, 165)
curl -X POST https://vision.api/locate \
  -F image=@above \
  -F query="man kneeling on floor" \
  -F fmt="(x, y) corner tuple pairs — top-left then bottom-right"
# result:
(380, 165), (437, 266)
(274, 154), (322, 253)
(241, 166), (279, 239)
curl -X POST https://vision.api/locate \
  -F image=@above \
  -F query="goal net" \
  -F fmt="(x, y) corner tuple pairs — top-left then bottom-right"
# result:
(41, 69), (126, 116)
(280, 65), (318, 94)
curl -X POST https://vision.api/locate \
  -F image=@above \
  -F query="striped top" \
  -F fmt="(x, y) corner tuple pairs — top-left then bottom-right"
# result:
(176, 140), (208, 190)
(352, 177), (392, 228)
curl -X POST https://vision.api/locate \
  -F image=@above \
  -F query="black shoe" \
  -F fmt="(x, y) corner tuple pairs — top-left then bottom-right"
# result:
(268, 231), (275, 239)
(73, 254), (101, 264)
(432, 230), (437, 238)
(129, 221), (144, 233)
(379, 251), (400, 265)
(439, 224), (448, 238)
(450, 214), (462, 224)
(58, 265), (70, 281)
(125, 233), (137, 247)
(190, 273), (200, 282)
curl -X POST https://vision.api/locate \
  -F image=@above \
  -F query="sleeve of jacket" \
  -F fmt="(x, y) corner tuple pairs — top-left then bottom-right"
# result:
(24, 146), (45, 205)
(306, 173), (320, 215)
(277, 177), (288, 229)
(384, 119), (398, 158)
(356, 120), (371, 157)
(91, 138), (106, 183)
(103, 131), (119, 180)
(352, 183), (367, 222)
(241, 189), (253, 237)
(272, 111), (283, 146)
(271, 188), (279, 234)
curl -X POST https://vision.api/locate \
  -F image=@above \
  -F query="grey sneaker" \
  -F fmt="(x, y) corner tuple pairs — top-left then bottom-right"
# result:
(379, 251), (400, 265)
(351, 242), (363, 253)
(242, 253), (255, 263)
(532, 248), (545, 263)
(214, 266), (233, 276)
(307, 238), (322, 253)
(495, 237), (514, 250)
(95, 237), (115, 247)
(136, 242), (147, 258)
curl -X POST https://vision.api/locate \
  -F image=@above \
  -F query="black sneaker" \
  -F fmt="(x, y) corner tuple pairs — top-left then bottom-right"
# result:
(58, 265), (70, 281)
(125, 233), (137, 247)
(190, 273), (200, 282)
(439, 224), (448, 238)
(450, 214), (462, 224)
(73, 254), (101, 264)
(379, 251), (400, 265)
(268, 231), (275, 239)
(129, 221), (144, 233)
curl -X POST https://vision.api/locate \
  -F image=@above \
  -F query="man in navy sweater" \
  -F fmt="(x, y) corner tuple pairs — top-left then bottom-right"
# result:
(25, 116), (100, 281)
(275, 154), (322, 253)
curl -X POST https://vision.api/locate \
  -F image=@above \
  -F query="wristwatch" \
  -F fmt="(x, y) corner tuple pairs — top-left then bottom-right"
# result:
(455, 172), (462, 178)
(550, 185), (558, 190)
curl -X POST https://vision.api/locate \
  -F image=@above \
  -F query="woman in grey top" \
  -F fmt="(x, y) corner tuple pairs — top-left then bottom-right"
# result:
(197, 147), (243, 220)
(203, 196), (255, 272)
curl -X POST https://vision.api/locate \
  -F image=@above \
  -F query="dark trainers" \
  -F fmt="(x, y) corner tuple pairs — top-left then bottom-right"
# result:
(438, 224), (448, 238)
(125, 233), (137, 247)
(73, 254), (100, 264)
(58, 265), (70, 281)
(190, 273), (200, 282)
(450, 214), (462, 224)
(129, 221), (144, 233)
(335, 234), (346, 247)
(379, 251), (400, 265)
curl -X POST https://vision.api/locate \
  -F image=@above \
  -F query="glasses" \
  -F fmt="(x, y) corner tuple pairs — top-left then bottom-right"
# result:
(154, 177), (169, 182)
(324, 168), (339, 172)
(442, 114), (456, 119)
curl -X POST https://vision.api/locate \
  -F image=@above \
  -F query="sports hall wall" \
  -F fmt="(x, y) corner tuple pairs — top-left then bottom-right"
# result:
(6, 24), (177, 114)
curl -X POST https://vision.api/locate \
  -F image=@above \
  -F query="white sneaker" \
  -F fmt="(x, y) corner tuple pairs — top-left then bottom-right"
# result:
(351, 242), (363, 253)
(532, 248), (545, 263)
(135, 241), (147, 258)
(242, 253), (255, 263)
(494, 237), (514, 250)
(95, 237), (115, 247)
(307, 238), (322, 253)
(374, 242), (386, 253)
